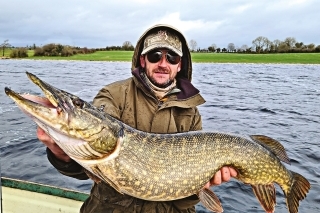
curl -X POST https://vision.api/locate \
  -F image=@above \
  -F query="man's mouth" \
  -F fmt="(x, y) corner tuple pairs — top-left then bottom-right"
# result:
(154, 71), (169, 74)
(154, 68), (169, 74)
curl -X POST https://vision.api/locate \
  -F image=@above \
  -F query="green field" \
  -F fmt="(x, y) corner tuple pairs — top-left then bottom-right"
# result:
(28, 50), (134, 61)
(191, 52), (320, 64)
(1, 49), (320, 64)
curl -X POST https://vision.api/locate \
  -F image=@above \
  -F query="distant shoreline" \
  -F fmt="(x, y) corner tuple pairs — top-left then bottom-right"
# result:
(4, 58), (320, 66)
(3, 51), (320, 64)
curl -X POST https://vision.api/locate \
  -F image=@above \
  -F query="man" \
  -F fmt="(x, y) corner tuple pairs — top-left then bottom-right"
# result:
(37, 24), (237, 213)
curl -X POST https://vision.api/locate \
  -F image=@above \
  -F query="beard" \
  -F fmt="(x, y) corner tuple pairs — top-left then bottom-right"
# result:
(147, 68), (172, 88)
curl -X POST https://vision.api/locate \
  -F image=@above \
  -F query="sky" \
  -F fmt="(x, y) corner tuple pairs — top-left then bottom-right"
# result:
(1, 0), (319, 49)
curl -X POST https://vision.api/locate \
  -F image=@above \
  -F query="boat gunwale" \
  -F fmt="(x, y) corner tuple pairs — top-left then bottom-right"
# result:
(1, 177), (89, 202)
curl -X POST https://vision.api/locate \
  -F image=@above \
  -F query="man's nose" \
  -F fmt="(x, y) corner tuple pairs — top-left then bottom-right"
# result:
(158, 54), (168, 67)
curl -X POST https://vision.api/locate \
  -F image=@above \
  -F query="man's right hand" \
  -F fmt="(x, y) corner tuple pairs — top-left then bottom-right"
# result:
(37, 126), (71, 162)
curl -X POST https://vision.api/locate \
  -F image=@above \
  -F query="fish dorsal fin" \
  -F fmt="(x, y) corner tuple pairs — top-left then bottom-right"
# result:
(250, 135), (290, 164)
(198, 188), (223, 213)
(251, 184), (276, 213)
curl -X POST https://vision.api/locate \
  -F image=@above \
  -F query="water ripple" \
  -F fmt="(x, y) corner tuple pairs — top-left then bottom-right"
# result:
(1, 60), (319, 212)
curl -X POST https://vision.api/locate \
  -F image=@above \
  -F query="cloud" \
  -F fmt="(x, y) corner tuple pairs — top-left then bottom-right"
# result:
(151, 12), (224, 33)
(1, 0), (319, 48)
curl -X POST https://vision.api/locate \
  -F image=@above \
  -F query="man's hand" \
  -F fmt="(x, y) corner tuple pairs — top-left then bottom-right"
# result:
(205, 166), (237, 188)
(37, 126), (71, 162)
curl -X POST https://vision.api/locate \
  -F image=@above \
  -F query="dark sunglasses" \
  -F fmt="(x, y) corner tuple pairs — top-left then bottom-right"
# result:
(146, 50), (181, 65)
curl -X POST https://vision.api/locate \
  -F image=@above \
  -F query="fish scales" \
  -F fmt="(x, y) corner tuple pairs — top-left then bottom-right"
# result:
(4, 72), (310, 213)
(82, 130), (289, 200)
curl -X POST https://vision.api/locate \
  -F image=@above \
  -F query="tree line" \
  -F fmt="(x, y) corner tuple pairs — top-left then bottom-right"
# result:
(1, 36), (319, 59)
(1, 40), (135, 58)
(189, 36), (320, 53)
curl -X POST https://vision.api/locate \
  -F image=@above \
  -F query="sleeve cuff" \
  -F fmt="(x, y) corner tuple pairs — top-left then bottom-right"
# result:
(46, 148), (83, 173)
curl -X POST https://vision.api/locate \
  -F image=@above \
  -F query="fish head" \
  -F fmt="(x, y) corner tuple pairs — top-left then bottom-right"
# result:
(4, 72), (119, 159)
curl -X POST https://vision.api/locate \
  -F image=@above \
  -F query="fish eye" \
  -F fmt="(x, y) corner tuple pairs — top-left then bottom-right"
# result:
(73, 98), (84, 108)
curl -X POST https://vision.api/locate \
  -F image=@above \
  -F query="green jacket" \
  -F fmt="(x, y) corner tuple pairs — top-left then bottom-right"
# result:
(47, 68), (205, 213)
(47, 24), (206, 213)
(93, 68), (205, 134)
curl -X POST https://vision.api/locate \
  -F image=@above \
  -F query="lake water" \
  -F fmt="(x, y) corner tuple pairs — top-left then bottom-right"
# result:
(0, 59), (319, 212)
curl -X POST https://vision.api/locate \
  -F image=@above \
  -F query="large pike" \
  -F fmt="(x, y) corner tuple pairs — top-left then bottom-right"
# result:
(5, 72), (310, 213)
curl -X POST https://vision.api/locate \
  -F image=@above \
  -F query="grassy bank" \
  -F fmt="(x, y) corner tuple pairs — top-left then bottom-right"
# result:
(29, 50), (133, 61)
(2, 49), (320, 64)
(191, 52), (320, 64)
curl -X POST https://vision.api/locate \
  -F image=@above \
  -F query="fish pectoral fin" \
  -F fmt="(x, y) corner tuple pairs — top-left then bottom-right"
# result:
(250, 135), (290, 164)
(83, 169), (102, 184)
(198, 188), (223, 213)
(251, 184), (276, 213)
(91, 166), (123, 194)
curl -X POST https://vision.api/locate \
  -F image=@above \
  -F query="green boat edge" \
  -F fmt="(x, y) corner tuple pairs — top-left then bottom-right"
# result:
(1, 177), (89, 202)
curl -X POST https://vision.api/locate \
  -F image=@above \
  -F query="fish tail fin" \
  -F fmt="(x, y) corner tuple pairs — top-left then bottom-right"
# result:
(284, 171), (310, 213)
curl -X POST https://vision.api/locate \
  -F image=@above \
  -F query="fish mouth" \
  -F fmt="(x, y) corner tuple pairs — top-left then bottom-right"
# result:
(4, 72), (73, 128)
(4, 72), (111, 160)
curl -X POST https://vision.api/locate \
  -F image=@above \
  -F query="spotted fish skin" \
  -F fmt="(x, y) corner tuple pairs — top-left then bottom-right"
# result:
(4, 72), (310, 213)
(78, 129), (299, 201)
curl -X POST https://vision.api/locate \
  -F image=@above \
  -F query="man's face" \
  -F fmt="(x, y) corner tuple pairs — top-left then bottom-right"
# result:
(140, 49), (181, 87)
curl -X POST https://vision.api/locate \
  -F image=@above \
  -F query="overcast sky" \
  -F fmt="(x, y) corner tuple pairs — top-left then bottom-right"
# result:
(1, 0), (319, 49)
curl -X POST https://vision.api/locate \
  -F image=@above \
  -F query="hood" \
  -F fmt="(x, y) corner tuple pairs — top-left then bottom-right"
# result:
(132, 24), (193, 82)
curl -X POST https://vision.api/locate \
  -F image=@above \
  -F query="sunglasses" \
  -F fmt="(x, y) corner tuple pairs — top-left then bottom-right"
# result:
(146, 50), (181, 65)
